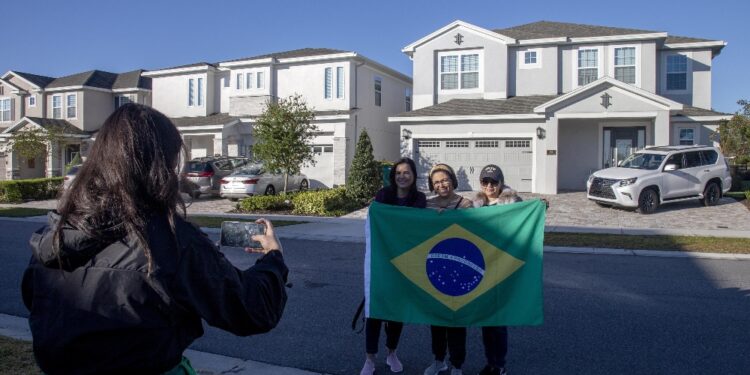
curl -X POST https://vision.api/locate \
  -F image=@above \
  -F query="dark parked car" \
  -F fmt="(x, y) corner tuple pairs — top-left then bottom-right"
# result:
(179, 157), (251, 198)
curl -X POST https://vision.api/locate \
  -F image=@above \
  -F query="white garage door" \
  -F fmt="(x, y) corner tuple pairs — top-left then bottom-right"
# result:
(414, 138), (533, 192)
(302, 144), (334, 189)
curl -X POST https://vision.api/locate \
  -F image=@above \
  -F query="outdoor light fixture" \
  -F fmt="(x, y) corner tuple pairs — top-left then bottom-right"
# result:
(402, 128), (412, 140)
(536, 127), (546, 139)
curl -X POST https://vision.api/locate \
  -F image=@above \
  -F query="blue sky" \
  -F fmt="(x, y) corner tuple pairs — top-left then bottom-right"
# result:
(3, 0), (747, 113)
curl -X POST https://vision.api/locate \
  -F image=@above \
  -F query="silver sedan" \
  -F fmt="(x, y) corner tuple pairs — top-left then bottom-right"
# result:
(219, 164), (309, 200)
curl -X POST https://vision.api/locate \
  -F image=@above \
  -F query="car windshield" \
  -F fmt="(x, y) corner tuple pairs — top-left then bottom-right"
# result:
(234, 165), (263, 175)
(619, 153), (665, 170)
(187, 162), (211, 173)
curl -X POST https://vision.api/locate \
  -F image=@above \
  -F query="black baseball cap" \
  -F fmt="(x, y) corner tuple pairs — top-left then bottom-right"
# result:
(479, 164), (504, 185)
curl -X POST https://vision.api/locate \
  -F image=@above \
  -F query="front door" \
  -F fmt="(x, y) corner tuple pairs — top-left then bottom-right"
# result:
(603, 127), (645, 168)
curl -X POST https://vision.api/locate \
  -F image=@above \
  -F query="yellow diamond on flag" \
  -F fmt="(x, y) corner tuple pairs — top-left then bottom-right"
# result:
(391, 223), (525, 312)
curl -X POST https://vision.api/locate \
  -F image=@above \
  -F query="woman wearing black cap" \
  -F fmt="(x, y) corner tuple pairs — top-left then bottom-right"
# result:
(424, 163), (472, 375)
(476, 164), (521, 375)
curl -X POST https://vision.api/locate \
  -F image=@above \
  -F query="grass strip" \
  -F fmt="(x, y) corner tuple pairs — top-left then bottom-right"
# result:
(545, 233), (750, 254)
(0, 208), (51, 217)
(0, 336), (38, 373)
(187, 216), (304, 228)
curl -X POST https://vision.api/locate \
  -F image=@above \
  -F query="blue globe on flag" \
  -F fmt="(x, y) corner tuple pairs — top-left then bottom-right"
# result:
(426, 237), (485, 296)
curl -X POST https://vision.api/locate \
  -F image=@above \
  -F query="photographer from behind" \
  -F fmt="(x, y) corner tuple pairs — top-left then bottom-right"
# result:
(21, 104), (288, 375)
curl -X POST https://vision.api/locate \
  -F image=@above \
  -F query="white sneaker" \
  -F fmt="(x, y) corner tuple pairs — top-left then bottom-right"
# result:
(360, 359), (375, 375)
(424, 360), (448, 375)
(450, 368), (463, 375)
(386, 351), (403, 373)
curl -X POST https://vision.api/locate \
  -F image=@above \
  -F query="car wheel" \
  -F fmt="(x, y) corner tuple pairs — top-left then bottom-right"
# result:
(700, 182), (720, 206)
(265, 185), (276, 195)
(299, 179), (309, 191)
(637, 188), (659, 214)
(191, 191), (201, 199)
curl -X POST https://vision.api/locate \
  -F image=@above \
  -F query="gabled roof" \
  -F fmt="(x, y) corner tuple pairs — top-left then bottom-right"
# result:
(494, 21), (661, 40)
(46, 70), (119, 89)
(112, 70), (151, 90)
(394, 96), (558, 118)
(223, 48), (349, 63)
(665, 35), (714, 44)
(171, 113), (239, 127)
(9, 71), (56, 88)
(674, 105), (730, 117)
(2, 117), (88, 136)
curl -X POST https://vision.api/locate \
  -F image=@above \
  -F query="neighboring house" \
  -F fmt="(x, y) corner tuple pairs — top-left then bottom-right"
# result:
(143, 48), (412, 188)
(389, 20), (730, 193)
(0, 69), (151, 180)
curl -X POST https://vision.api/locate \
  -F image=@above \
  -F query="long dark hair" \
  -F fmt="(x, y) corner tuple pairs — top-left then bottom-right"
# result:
(389, 157), (419, 195)
(55, 104), (186, 274)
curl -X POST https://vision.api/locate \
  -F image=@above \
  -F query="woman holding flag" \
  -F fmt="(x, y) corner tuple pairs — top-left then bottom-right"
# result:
(424, 163), (472, 375)
(360, 158), (426, 375)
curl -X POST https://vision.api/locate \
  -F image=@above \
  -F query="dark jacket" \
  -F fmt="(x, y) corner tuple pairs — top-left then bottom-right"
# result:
(21, 212), (288, 375)
(374, 186), (427, 208)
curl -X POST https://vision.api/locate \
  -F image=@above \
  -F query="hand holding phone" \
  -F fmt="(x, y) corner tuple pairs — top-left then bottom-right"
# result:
(220, 221), (266, 249)
(247, 218), (281, 254)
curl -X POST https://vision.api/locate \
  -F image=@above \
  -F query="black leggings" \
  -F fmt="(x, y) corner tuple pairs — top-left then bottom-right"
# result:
(430, 325), (467, 369)
(365, 318), (403, 354)
(481, 326), (508, 367)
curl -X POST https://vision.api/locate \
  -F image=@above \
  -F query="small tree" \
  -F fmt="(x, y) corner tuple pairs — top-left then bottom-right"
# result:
(253, 94), (318, 194)
(6, 127), (60, 160)
(715, 99), (750, 165)
(347, 129), (381, 202)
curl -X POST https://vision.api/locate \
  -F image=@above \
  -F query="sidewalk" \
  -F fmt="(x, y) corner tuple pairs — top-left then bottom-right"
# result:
(0, 313), (326, 375)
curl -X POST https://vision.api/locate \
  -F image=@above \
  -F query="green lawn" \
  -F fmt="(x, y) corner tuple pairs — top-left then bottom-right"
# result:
(0, 336), (38, 373)
(545, 232), (750, 254)
(0, 208), (51, 217)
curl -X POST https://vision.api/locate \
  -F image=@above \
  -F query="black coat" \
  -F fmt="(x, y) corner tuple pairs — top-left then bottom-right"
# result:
(21, 212), (288, 375)
(374, 186), (427, 208)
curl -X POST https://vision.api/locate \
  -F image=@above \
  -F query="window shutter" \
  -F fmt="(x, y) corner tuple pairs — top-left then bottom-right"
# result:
(10, 98), (14, 121)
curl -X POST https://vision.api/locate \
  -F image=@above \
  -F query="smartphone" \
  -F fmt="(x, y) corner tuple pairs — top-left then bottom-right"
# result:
(220, 221), (266, 248)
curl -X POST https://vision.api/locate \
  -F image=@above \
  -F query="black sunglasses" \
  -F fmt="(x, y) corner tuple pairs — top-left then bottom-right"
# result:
(480, 179), (499, 186)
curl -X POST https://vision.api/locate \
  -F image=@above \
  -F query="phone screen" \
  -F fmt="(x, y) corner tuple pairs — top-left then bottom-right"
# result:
(220, 221), (266, 248)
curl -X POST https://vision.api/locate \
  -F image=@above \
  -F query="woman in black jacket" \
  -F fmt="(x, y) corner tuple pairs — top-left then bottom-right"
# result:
(21, 104), (288, 375)
(361, 157), (426, 375)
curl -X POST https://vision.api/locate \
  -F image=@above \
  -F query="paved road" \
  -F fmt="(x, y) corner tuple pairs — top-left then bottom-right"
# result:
(2, 219), (749, 375)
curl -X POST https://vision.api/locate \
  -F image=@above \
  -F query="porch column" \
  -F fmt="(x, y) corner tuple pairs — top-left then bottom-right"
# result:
(654, 110), (671, 146)
(46, 142), (61, 177)
(5, 150), (16, 180)
(332, 136), (348, 187)
(212, 134), (223, 157)
(539, 116), (559, 194)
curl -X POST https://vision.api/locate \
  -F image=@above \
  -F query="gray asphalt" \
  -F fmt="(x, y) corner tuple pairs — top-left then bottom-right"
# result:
(2, 219), (749, 375)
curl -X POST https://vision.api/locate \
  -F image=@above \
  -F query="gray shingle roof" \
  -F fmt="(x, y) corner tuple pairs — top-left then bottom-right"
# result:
(25, 117), (88, 135)
(170, 113), (239, 127)
(223, 48), (348, 63)
(112, 70), (151, 90)
(674, 106), (730, 117)
(494, 21), (660, 40)
(12, 71), (55, 88)
(664, 35), (715, 44)
(47, 70), (119, 89)
(396, 96), (559, 118)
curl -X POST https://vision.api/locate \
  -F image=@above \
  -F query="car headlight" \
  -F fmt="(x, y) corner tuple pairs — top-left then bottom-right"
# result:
(587, 174), (595, 183)
(619, 177), (637, 187)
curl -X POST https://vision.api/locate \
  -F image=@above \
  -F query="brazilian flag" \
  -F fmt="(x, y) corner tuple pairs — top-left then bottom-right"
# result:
(365, 200), (545, 327)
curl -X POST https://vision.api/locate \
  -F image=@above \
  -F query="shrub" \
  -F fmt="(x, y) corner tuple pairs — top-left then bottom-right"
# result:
(0, 177), (64, 203)
(745, 190), (750, 201)
(347, 130), (382, 203)
(238, 194), (292, 212)
(292, 187), (362, 216)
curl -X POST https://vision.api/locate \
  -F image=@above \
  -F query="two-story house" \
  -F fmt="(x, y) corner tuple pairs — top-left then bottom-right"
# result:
(144, 48), (412, 188)
(390, 20), (730, 194)
(0, 69), (151, 180)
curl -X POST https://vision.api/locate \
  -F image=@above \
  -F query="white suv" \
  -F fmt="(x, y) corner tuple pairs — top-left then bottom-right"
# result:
(587, 145), (732, 214)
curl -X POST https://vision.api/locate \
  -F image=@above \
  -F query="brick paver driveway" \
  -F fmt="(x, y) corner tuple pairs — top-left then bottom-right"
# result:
(4, 191), (749, 232)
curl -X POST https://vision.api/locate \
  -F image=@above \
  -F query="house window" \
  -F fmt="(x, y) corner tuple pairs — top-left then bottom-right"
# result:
(246, 73), (253, 89)
(475, 140), (499, 148)
(324, 68), (332, 99)
(679, 128), (694, 145)
(66, 94), (77, 118)
(28, 95), (36, 107)
(116, 95), (133, 108)
(27, 157), (35, 169)
(197, 78), (203, 106)
(440, 52), (480, 90)
(524, 51), (537, 64)
(223, 76), (230, 88)
(52, 95), (62, 118)
(188, 79), (195, 106)
(336, 67), (344, 98)
(257, 72), (265, 89)
(667, 55), (687, 91)
(614, 47), (636, 84)
(236, 73), (243, 90)
(0, 98), (10, 122)
(374, 77), (382, 106)
(506, 140), (531, 148)
(578, 49), (599, 86)
(418, 140), (440, 148)
(405, 89), (412, 111)
(446, 140), (469, 148)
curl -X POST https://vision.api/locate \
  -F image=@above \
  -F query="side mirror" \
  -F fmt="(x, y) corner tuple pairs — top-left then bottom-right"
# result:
(664, 164), (678, 171)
